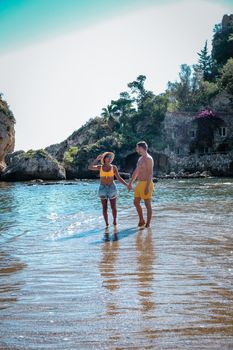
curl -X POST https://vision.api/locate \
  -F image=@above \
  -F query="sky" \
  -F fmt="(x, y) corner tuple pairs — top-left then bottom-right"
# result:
(0, 0), (233, 151)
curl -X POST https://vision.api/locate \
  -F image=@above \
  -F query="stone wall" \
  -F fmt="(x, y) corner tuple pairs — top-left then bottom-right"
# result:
(168, 151), (233, 177)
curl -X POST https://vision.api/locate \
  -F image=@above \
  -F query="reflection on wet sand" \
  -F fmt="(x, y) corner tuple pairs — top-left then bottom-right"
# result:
(99, 226), (157, 339)
(100, 228), (120, 292)
(99, 228), (120, 317)
(136, 228), (155, 314)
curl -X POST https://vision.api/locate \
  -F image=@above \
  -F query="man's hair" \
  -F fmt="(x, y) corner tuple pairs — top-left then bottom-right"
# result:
(137, 141), (148, 150)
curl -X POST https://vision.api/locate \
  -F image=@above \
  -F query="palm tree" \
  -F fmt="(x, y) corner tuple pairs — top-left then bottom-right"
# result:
(101, 103), (118, 120)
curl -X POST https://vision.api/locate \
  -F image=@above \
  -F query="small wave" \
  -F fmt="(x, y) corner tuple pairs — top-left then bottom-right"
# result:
(203, 182), (233, 187)
(47, 212), (59, 220)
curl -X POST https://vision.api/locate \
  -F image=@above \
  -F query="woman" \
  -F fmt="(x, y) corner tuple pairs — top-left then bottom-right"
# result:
(88, 152), (128, 227)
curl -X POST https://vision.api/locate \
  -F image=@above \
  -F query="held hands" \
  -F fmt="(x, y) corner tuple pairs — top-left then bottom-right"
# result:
(127, 183), (132, 192)
(126, 184), (149, 194)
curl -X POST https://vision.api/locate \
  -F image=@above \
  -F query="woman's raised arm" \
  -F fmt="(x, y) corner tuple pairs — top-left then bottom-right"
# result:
(88, 155), (102, 171)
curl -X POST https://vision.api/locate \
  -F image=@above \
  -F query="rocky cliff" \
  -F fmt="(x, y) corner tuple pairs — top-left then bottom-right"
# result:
(212, 14), (233, 66)
(0, 96), (15, 172)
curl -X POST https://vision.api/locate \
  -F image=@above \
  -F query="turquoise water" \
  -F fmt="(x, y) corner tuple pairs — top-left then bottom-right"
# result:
(0, 178), (233, 349)
(1, 178), (233, 244)
(1, 178), (232, 238)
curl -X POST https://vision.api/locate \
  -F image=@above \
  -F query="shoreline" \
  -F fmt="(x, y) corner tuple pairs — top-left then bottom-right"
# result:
(0, 175), (233, 186)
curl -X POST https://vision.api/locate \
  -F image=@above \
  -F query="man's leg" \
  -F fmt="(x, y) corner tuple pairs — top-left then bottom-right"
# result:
(134, 197), (145, 226)
(110, 197), (117, 226)
(144, 199), (152, 228)
(101, 197), (109, 227)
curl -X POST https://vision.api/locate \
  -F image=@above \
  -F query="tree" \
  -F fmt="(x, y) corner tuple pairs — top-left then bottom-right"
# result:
(167, 64), (195, 111)
(128, 75), (147, 100)
(197, 41), (212, 81)
(101, 103), (118, 120)
(193, 80), (219, 107)
(101, 102), (120, 131)
(112, 92), (135, 118)
(127, 75), (150, 110)
(213, 23), (222, 34)
(138, 93), (168, 150)
(219, 58), (233, 97)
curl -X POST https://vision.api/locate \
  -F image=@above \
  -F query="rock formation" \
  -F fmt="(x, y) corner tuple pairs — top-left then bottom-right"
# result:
(212, 13), (233, 66)
(0, 96), (15, 172)
(2, 149), (66, 181)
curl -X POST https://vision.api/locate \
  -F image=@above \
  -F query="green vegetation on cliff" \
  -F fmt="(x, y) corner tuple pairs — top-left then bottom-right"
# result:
(59, 15), (232, 174)
(167, 16), (233, 112)
(220, 58), (233, 97)
(60, 74), (169, 171)
(63, 146), (79, 165)
(25, 149), (51, 159)
(212, 20), (233, 67)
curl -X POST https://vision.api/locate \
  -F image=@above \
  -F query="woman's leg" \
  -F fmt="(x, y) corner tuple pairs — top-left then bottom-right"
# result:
(101, 197), (109, 227)
(110, 197), (117, 225)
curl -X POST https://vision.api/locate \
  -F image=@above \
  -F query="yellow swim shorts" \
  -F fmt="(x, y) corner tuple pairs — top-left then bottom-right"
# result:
(134, 181), (154, 200)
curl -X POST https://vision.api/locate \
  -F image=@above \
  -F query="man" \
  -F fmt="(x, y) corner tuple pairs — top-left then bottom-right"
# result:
(128, 141), (154, 228)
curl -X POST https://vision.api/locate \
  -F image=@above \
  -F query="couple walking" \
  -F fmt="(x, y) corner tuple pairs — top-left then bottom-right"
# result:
(88, 141), (154, 228)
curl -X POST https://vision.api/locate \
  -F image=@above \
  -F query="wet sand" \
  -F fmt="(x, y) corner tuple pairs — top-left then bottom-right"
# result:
(0, 181), (233, 349)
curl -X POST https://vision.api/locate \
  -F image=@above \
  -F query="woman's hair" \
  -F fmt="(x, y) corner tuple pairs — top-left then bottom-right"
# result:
(137, 141), (148, 150)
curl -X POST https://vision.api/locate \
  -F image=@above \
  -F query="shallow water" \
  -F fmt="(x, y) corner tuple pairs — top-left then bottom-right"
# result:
(0, 178), (233, 349)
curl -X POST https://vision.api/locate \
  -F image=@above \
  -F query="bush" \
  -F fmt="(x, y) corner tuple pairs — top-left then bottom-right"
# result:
(63, 146), (79, 164)
(219, 58), (233, 96)
(194, 81), (219, 106)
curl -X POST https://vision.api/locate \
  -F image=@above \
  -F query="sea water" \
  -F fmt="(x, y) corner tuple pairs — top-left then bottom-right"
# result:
(0, 178), (233, 349)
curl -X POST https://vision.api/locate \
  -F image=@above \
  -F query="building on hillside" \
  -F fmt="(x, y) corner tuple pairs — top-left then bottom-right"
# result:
(163, 110), (233, 157)
(162, 107), (233, 176)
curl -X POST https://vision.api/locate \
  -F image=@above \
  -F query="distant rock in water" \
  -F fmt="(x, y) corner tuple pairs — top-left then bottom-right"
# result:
(1, 149), (66, 181)
(0, 96), (15, 172)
